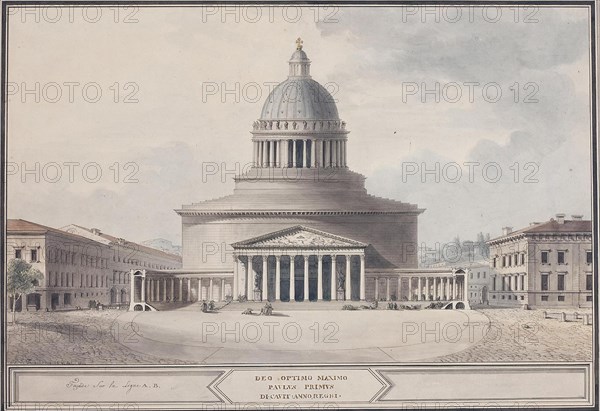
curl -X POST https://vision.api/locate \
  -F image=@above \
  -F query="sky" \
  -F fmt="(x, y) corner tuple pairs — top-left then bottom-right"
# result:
(6, 5), (593, 247)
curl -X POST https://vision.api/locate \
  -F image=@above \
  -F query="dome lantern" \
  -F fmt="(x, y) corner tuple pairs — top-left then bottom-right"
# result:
(289, 37), (311, 77)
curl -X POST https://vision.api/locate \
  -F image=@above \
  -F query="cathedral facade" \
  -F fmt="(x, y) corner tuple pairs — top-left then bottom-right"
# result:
(174, 41), (426, 302)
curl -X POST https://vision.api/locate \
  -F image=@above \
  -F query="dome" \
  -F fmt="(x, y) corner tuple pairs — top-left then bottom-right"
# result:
(259, 41), (339, 121)
(260, 78), (339, 120)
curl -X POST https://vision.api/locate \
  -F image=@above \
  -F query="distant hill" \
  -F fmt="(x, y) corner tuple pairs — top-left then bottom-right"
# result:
(140, 238), (182, 256)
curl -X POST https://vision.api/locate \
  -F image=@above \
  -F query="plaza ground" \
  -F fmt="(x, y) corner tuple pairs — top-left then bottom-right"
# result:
(6, 304), (593, 364)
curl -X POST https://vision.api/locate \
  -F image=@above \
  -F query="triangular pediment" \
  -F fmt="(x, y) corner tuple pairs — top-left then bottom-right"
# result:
(232, 226), (367, 249)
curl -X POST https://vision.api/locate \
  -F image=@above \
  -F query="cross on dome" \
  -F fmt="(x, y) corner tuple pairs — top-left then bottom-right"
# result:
(296, 37), (303, 50)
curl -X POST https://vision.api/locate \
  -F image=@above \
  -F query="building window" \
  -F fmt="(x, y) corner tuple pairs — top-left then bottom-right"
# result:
(502, 256), (506, 267)
(502, 295), (505, 299)
(470, 272), (473, 279)
(520, 253), (525, 265)
(541, 295), (549, 301)
(558, 296), (565, 302)
(541, 251), (549, 264)
(477, 272), (480, 279)
(520, 296), (524, 300)
(483, 272), (486, 279)
(557, 251), (565, 265)
(15, 249), (22, 259)
(557, 274), (565, 291)
(586, 251), (592, 264)
(492, 295), (496, 299)
(30, 249), (38, 262)
(493, 258), (497, 268)
(587, 296), (593, 302)
(541, 274), (549, 291)
(586, 274), (593, 291)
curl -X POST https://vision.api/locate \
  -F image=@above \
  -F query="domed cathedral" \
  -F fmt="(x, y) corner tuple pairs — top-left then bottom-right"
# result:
(175, 39), (425, 303)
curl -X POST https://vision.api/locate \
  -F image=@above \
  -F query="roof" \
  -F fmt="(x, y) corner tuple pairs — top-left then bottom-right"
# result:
(63, 224), (181, 261)
(7, 219), (99, 244)
(488, 218), (592, 243)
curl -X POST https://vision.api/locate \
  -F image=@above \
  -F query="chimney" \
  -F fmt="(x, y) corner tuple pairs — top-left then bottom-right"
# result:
(555, 213), (565, 224)
(502, 227), (513, 236)
(91, 228), (102, 235)
(571, 214), (583, 221)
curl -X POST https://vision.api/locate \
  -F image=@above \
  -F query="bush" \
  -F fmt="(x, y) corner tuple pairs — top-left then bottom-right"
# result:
(342, 304), (358, 310)
(237, 294), (248, 303)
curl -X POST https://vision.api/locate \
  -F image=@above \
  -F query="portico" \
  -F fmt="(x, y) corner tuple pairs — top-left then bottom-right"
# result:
(232, 226), (367, 301)
(367, 268), (468, 302)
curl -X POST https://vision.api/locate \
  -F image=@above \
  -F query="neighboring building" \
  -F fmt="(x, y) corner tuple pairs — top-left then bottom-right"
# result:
(465, 262), (494, 306)
(487, 214), (593, 308)
(6, 219), (182, 312)
(7, 219), (113, 311)
(60, 224), (182, 305)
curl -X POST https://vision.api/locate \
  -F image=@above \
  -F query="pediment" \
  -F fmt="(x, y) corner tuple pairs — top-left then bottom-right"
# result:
(232, 226), (367, 249)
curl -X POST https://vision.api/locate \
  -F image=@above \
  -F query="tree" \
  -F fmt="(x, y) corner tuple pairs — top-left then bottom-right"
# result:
(7, 259), (44, 323)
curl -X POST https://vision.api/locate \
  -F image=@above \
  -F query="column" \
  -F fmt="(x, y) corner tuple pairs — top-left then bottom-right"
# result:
(253, 141), (257, 166)
(329, 255), (336, 301)
(178, 278), (183, 302)
(359, 255), (366, 300)
(324, 140), (330, 167)
(233, 257), (239, 299)
(129, 271), (135, 305)
(163, 279), (167, 301)
(270, 140), (276, 167)
(425, 277), (430, 301)
(316, 140), (322, 168)
(187, 278), (192, 302)
(332, 140), (337, 167)
(452, 277), (457, 300)
(170, 278), (174, 301)
(417, 277), (422, 301)
(278, 140), (283, 167)
(303, 255), (309, 301)
(408, 277), (413, 301)
(397, 277), (402, 302)
(275, 256), (281, 301)
(292, 140), (297, 167)
(262, 256), (268, 301)
(310, 139), (316, 167)
(337, 140), (342, 167)
(433, 277), (438, 300)
(304, 139), (309, 168)
(248, 256), (255, 299)
(198, 278), (202, 301)
(209, 277), (214, 300)
(343, 140), (347, 167)
(290, 256), (296, 301)
(345, 255), (351, 301)
(374, 277), (379, 300)
(221, 278), (226, 301)
(150, 279), (154, 301)
(386, 277), (391, 301)
(317, 255), (324, 300)
(141, 273), (146, 303)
